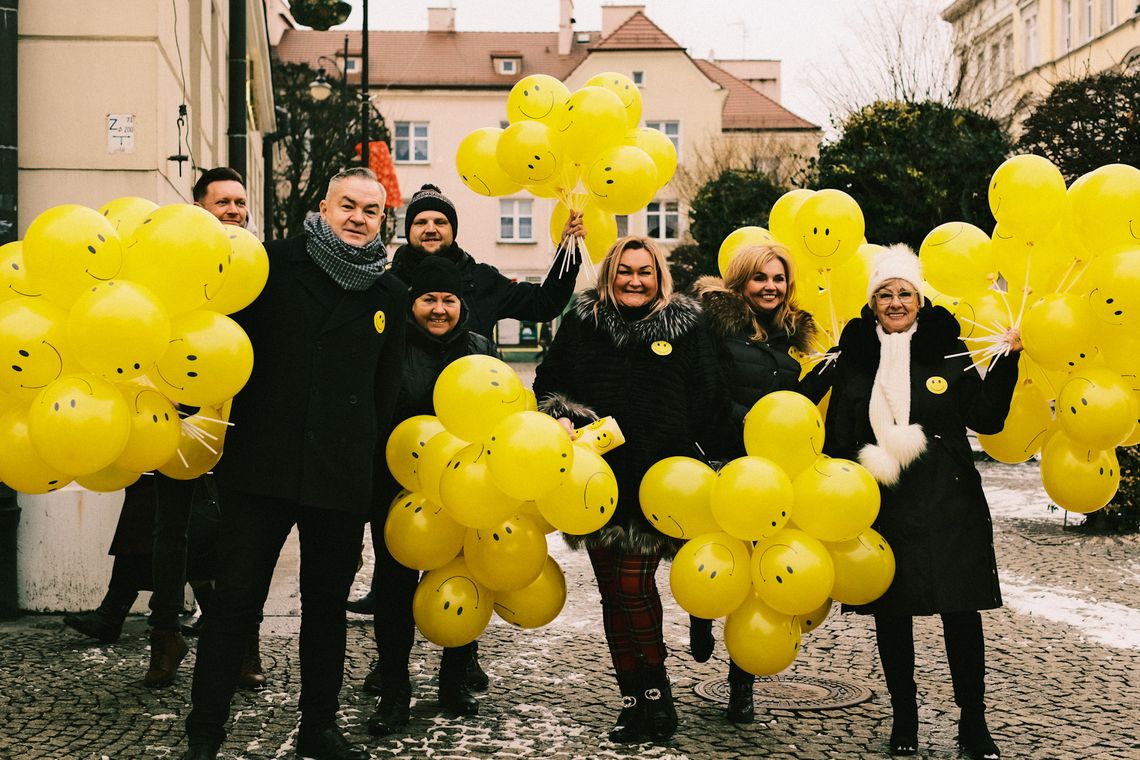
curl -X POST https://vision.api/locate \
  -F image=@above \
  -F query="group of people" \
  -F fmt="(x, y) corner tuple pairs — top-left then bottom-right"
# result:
(62, 165), (1018, 760)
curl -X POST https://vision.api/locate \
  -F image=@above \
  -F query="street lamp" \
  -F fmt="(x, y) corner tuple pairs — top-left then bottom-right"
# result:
(309, 67), (333, 101)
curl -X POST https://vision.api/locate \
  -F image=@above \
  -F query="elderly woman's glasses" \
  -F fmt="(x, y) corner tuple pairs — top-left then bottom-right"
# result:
(874, 290), (916, 304)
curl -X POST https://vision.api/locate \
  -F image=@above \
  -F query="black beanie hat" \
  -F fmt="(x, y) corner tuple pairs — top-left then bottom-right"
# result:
(404, 184), (458, 242)
(408, 256), (464, 300)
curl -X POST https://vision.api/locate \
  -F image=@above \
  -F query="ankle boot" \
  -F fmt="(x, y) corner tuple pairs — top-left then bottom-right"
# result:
(608, 671), (644, 743)
(367, 676), (411, 737)
(944, 613), (996, 758)
(63, 587), (137, 644)
(439, 647), (478, 716)
(958, 709), (1000, 759)
(238, 634), (267, 690)
(465, 640), (489, 691)
(182, 740), (220, 760)
(144, 628), (189, 687)
(689, 615), (714, 663)
(726, 661), (755, 724)
(640, 664), (677, 742)
(876, 615), (919, 755)
(889, 707), (919, 755)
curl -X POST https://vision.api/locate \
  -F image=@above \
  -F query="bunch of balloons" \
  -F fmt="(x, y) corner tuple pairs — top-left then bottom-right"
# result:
(640, 391), (894, 676)
(912, 158), (1140, 516)
(0, 198), (267, 494)
(455, 72), (678, 263)
(382, 354), (620, 647)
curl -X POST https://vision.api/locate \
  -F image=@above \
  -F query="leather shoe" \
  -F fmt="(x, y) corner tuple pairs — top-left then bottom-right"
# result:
(726, 678), (754, 724)
(465, 642), (489, 691)
(238, 635), (267, 690)
(362, 663), (383, 695)
(182, 741), (220, 760)
(958, 712), (1000, 759)
(439, 681), (479, 716)
(890, 709), (919, 755)
(345, 591), (375, 615)
(367, 687), (411, 736)
(144, 628), (189, 688)
(63, 608), (126, 645)
(295, 725), (368, 760)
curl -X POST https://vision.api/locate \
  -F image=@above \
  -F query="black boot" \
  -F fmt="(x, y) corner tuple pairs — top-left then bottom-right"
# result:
(182, 740), (220, 760)
(367, 675), (411, 737)
(63, 587), (137, 644)
(726, 661), (755, 724)
(295, 723), (368, 760)
(608, 671), (644, 743)
(362, 662), (384, 696)
(689, 615), (714, 663)
(945, 612), (999, 759)
(439, 646), (478, 716)
(876, 615), (919, 756)
(345, 590), (375, 615)
(641, 664), (677, 742)
(466, 640), (489, 691)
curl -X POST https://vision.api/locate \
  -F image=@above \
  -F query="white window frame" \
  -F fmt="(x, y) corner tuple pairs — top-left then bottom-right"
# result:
(615, 214), (629, 238)
(391, 205), (407, 243)
(496, 58), (520, 75)
(498, 198), (535, 243)
(1103, 0), (1117, 28)
(344, 57), (360, 74)
(1060, 0), (1073, 52)
(645, 200), (679, 241)
(644, 120), (681, 159)
(1021, 2), (1039, 70)
(394, 121), (430, 164)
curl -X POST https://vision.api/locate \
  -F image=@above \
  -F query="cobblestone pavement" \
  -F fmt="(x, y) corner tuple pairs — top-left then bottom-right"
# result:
(3, 414), (1139, 759)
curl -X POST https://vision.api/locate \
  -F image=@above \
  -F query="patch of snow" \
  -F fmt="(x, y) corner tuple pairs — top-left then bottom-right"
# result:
(1001, 572), (1140, 649)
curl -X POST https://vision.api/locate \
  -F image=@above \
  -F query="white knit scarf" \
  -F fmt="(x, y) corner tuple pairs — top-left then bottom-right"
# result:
(859, 321), (927, 485)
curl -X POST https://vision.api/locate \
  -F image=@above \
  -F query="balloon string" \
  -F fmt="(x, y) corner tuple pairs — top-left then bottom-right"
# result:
(1059, 258), (1090, 294)
(821, 268), (840, 347)
(1053, 257), (1080, 294)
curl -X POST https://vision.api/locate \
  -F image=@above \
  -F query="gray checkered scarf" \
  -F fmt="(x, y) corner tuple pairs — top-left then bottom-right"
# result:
(303, 212), (389, 291)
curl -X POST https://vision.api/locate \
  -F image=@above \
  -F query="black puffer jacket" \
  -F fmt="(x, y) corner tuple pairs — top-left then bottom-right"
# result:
(695, 276), (818, 458)
(390, 242), (579, 341)
(533, 290), (726, 556)
(821, 303), (1019, 616)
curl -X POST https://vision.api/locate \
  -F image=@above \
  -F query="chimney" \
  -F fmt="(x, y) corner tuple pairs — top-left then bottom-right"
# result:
(601, 4), (643, 38)
(427, 6), (456, 32)
(558, 0), (574, 55)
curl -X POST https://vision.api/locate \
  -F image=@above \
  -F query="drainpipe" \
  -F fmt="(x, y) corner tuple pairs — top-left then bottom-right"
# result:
(0, 0), (18, 244)
(228, 0), (247, 176)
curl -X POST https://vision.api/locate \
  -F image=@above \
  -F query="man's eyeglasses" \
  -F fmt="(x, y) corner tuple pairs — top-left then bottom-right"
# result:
(874, 290), (916, 305)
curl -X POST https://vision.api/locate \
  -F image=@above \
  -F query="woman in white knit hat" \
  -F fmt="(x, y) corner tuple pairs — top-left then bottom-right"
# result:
(816, 244), (1021, 759)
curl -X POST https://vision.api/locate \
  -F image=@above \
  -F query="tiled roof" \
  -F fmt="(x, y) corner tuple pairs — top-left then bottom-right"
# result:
(592, 11), (684, 50)
(274, 29), (599, 89)
(693, 59), (819, 131)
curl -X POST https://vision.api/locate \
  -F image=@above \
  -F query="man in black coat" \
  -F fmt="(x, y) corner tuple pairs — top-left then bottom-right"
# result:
(183, 167), (407, 760)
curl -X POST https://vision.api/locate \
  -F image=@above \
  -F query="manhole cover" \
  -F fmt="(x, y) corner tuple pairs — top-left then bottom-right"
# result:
(694, 673), (873, 711)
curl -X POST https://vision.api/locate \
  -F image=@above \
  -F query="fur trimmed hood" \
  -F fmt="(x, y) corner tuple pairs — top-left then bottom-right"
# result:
(694, 275), (816, 352)
(573, 289), (702, 350)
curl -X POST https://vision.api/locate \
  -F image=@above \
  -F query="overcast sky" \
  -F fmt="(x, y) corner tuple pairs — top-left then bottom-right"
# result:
(334, 0), (955, 131)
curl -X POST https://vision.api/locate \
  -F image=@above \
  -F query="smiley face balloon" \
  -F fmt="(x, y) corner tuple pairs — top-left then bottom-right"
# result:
(383, 491), (466, 571)
(0, 242), (41, 302)
(824, 527), (896, 606)
(114, 380), (181, 473)
(724, 590), (802, 676)
(506, 74), (571, 125)
(1083, 249), (1140, 328)
(639, 456), (719, 539)
(21, 204), (123, 308)
(669, 531), (753, 619)
(584, 145), (657, 215)
(148, 310), (253, 408)
(67, 280), (171, 381)
(456, 128), (524, 198)
(486, 410), (574, 501)
(412, 556), (494, 648)
(552, 86), (627, 163)
(386, 415), (446, 493)
(27, 373), (131, 476)
(493, 554), (567, 629)
(437, 442), (523, 529)
(1039, 431), (1120, 514)
(743, 391), (824, 479)
(533, 446), (617, 535)
(584, 71), (643, 128)
(1055, 367), (1137, 450)
(0, 406), (72, 493)
(463, 513), (548, 592)
(711, 456), (794, 542)
(751, 528), (836, 616)
(791, 456), (880, 542)
(495, 121), (564, 188)
(432, 354), (528, 442)
(0, 297), (71, 399)
(791, 189), (864, 270)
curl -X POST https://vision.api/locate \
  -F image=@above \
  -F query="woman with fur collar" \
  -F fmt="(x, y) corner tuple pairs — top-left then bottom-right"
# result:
(534, 236), (725, 745)
(692, 243), (819, 723)
(819, 245), (1021, 760)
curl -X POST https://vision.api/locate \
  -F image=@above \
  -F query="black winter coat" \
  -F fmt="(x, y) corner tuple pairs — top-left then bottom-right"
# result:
(216, 234), (407, 516)
(390, 242), (580, 341)
(695, 276), (818, 459)
(820, 303), (1019, 616)
(533, 290), (726, 556)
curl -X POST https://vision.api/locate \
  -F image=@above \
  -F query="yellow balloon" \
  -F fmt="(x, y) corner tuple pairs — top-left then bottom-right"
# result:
(21, 204), (123, 308)
(419, 429), (468, 506)
(121, 204), (230, 314)
(206, 227), (269, 315)
(1082, 250), (1140, 328)
(0, 297), (71, 398)
(751, 528), (835, 616)
(549, 201), (618, 265)
(383, 491), (466, 571)
(1020, 293), (1099, 372)
(718, 227), (776, 277)
(988, 154), (1066, 238)
(413, 556), (495, 647)
(791, 189), (864, 270)
(584, 72), (642, 128)
(486, 410), (573, 501)
(551, 86), (627, 163)
(0, 406), (72, 493)
(438, 441), (523, 528)
(825, 527), (896, 606)
(1056, 367), (1137, 449)
(67, 280), (171, 381)
(823, 244), (880, 320)
(98, 196), (159, 238)
(149, 310), (253, 407)
(791, 456), (880, 542)
(794, 597), (832, 634)
(493, 554), (567, 629)
(386, 415), (446, 493)
(76, 463), (141, 492)
(157, 404), (227, 480)
(1067, 163), (1140, 257)
(991, 223), (1069, 296)
(724, 590), (802, 676)
(977, 379), (1054, 463)
(639, 456), (719, 539)
(768, 189), (814, 248)
(743, 390), (824, 478)
(506, 74), (571, 125)
(520, 499), (558, 534)
(584, 145), (657, 215)
(27, 374), (131, 476)
(115, 381), (182, 472)
(1098, 326), (1140, 377)
(433, 355), (527, 442)
(669, 532), (753, 619)
(1039, 432), (1119, 514)
(533, 446), (617, 535)
(710, 456), (794, 541)
(463, 513), (548, 592)
(0, 241), (41, 301)
(495, 121), (565, 187)
(456, 127), (524, 197)
(625, 127), (677, 185)
(919, 222), (996, 297)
